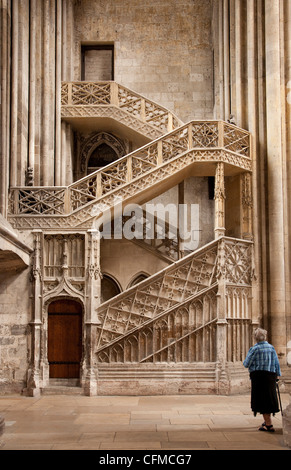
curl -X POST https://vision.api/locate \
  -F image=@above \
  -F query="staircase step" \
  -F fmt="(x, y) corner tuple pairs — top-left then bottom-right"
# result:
(41, 378), (84, 396)
(49, 378), (80, 387)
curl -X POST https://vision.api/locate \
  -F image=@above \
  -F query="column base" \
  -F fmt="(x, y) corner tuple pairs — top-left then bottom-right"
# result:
(83, 369), (98, 396)
(23, 387), (41, 397)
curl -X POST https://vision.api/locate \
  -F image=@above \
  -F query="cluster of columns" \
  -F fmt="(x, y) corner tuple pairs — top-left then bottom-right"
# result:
(3, 0), (75, 193)
(213, 0), (291, 366)
(0, 0), (11, 217)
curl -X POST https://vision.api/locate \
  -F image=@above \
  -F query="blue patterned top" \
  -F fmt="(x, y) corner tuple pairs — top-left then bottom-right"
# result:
(243, 341), (281, 376)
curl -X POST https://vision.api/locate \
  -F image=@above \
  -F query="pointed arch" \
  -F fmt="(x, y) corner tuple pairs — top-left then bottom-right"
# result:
(80, 132), (126, 173)
(127, 272), (149, 289)
(101, 273), (122, 303)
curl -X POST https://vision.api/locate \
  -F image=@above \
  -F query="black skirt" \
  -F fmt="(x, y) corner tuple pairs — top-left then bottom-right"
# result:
(250, 370), (280, 416)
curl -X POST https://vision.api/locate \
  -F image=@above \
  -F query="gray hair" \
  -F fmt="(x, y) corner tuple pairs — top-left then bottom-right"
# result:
(254, 328), (267, 342)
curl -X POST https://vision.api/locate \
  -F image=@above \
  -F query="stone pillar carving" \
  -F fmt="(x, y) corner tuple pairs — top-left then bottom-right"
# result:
(26, 230), (43, 396)
(240, 172), (253, 240)
(215, 238), (229, 394)
(83, 229), (102, 396)
(214, 162), (226, 239)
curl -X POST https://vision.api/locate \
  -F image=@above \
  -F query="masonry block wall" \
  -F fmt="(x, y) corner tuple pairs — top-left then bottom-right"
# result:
(73, 0), (214, 123)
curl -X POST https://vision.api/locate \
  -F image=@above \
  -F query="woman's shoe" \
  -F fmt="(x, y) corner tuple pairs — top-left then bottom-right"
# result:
(258, 422), (275, 432)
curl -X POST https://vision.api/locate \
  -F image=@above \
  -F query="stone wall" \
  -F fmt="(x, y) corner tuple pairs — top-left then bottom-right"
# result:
(0, 269), (31, 394)
(73, 0), (214, 123)
(101, 239), (169, 292)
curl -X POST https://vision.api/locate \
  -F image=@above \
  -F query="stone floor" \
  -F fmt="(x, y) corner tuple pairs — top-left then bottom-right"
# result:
(0, 393), (290, 451)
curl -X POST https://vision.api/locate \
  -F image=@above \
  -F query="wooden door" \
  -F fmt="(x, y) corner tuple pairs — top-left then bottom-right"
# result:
(48, 299), (82, 378)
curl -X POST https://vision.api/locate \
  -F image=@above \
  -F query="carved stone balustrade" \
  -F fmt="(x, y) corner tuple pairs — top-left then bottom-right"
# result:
(61, 81), (183, 138)
(95, 237), (253, 357)
(93, 236), (254, 395)
(8, 120), (251, 231)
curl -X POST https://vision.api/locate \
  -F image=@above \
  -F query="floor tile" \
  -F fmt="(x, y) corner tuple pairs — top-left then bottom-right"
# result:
(0, 393), (290, 451)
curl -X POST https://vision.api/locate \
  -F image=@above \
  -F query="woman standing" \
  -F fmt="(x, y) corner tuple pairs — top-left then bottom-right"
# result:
(243, 328), (281, 432)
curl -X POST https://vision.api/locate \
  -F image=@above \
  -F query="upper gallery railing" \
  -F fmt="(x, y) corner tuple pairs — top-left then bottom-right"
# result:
(9, 121), (251, 219)
(61, 81), (183, 134)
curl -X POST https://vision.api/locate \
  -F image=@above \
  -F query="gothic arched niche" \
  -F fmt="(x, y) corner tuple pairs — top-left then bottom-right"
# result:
(79, 132), (127, 176)
(128, 273), (149, 289)
(87, 143), (118, 174)
(101, 274), (122, 303)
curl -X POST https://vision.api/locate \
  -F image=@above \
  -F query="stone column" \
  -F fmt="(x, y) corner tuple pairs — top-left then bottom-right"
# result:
(83, 229), (102, 396)
(265, 0), (287, 361)
(28, 0), (37, 186)
(10, 0), (18, 189)
(32, 0), (42, 185)
(26, 230), (43, 397)
(59, 0), (75, 186)
(55, 0), (62, 186)
(245, 0), (263, 339)
(217, 0), (225, 120)
(233, 0), (243, 127)
(284, 0), (291, 366)
(215, 238), (229, 394)
(240, 172), (253, 240)
(42, 0), (50, 186)
(0, 0), (11, 217)
(214, 162), (226, 239)
(223, 0), (230, 120)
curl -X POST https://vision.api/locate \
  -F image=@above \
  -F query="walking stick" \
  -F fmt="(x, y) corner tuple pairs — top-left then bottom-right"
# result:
(276, 381), (283, 416)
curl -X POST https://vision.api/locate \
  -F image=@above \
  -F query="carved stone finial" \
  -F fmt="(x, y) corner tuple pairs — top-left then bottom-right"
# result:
(25, 167), (34, 186)
(227, 114), (236, 126)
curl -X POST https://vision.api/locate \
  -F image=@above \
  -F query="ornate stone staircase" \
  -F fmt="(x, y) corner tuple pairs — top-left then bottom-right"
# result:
(96, 239), (219, 352)
(61, 81), (183, 140)
(8, 82), (253, 395)
(92, 236), (253, 395)
(8, 121), (251, 231)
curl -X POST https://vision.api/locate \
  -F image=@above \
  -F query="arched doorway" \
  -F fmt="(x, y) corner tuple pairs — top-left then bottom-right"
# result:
(48, 299), (83, 379)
